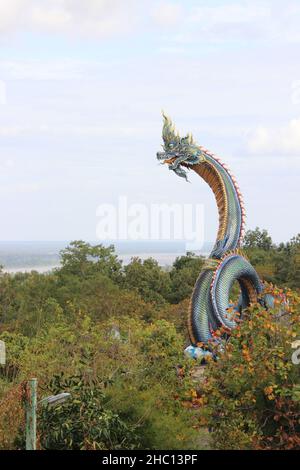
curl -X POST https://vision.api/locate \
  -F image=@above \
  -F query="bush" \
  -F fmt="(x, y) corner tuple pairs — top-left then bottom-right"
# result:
(38, 374), (140, 450)
(123, 257), (171, 306)
(198, 286), (300, 449)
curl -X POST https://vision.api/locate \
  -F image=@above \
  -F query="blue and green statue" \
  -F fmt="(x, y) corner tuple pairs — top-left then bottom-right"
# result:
(157, 113), (274, 357)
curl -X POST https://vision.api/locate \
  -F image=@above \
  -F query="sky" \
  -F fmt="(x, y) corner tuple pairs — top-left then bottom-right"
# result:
(0, 0), (299, 244)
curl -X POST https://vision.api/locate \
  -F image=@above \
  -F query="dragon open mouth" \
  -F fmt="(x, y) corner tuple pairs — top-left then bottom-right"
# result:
(156, 151), (178, 164)
(163, 157), (177, 164)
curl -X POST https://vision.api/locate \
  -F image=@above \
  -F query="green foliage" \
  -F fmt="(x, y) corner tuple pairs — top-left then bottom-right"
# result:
(0, 234), (299, 450)
(100, 320), (199, 450)
(199, 286), (300, 450)
(138, 319), (185, 381)
(122, 257), (171, 307)
(275, 234), (300, 290)
(0, 332), (29, 382)
(0, 271), (59, 336)
(243, 231), (300, 289)
(38, 374), (139, 450)
(107, 381), (198, 450)
(167, 252), (205, 304)
(243, 227), (273, 250)
(0, 311), (199, 449)
(59, 240), (122, 282)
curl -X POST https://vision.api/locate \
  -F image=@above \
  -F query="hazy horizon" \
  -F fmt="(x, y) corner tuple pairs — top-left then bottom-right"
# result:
(0, 239), (214, 271)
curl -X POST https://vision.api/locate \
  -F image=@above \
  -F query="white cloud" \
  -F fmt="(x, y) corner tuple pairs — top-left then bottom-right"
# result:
(158, 1), (300, 48)
(0, 158), (15, 169)
(248, 119), (300, 154)
(0, 0), (140, 38)
(1, 0), (300, 47)
(158, 45), (186, 55)
(0, 125), (30, 137)
(190, 3), (271, 25)
(0, 123), (153, 138)
(0, 182), (41, 194)
(152, 2), (182, 27)
(0, 59), (90, 80)
(31, 4), (71, 32)
(0, 0), (28, 33)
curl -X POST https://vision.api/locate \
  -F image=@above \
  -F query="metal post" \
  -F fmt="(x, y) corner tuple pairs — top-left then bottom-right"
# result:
(25, 378), (37, 450)
(0, 340), (5, 365)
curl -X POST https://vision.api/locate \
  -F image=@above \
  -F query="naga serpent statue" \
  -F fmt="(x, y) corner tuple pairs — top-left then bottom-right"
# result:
(157, 114), (273, 350)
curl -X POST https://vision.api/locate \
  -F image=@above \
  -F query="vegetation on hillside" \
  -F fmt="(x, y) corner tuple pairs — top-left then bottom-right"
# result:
(0, 228), (299, 449)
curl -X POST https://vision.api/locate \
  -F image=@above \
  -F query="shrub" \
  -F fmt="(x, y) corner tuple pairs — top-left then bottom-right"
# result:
(198, 286), (300, 450)
(38, 374), (140, 450)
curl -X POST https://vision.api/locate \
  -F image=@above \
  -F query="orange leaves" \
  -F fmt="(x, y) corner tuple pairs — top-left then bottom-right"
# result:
(264, 385), (275, 400)
(211, 324), (231, 339)
(213, 329), (222, 338)
(226, 306), (234, 314)
(181, 388), (207, 410)
(264, 385), (273, 395)
(242, 344), (252, 364)
(192, 396), (207, 407)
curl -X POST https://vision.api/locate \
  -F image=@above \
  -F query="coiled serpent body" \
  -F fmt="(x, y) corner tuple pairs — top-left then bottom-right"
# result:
(157, 114), (265, 346)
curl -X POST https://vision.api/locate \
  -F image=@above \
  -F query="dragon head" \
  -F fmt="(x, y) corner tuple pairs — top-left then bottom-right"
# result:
(156, 113), (205, 180)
